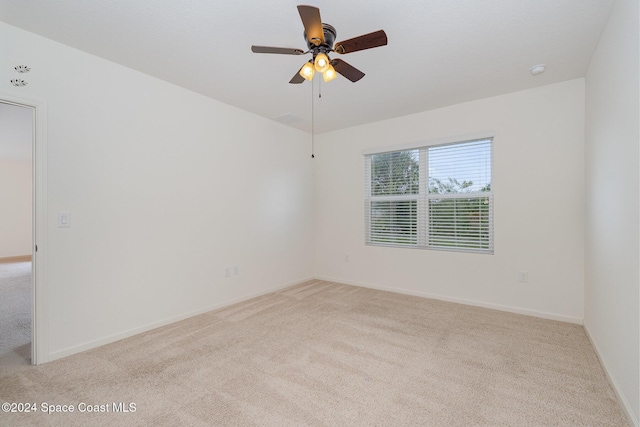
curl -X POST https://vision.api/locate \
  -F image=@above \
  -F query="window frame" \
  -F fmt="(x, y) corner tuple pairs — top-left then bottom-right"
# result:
(364, 135), (494, 254)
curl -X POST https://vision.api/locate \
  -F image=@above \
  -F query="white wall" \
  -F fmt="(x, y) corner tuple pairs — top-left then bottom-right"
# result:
(315, 79), (586, 323)
(2, 17), (636, 425)
(584, 0), (639, 423)
(0, 158), (32, 258)
(1, 22), (314, 360)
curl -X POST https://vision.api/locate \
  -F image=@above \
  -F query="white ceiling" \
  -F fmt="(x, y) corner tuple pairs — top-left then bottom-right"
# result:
(0, 0), (614, 134)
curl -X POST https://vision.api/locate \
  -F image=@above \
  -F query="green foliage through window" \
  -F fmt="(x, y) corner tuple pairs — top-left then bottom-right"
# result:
(371, 150), (419, 196)
(429, 197), (491, 249)
(371, 200), (417, 245)
(365, 138), (493, 253)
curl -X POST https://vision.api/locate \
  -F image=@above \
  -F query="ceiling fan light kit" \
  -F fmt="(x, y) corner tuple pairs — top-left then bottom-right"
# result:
(300, 61), (315, 81)
(322, 65), (337, 82)
(314, 53), (330, 73)
(251, 5), (387, 84)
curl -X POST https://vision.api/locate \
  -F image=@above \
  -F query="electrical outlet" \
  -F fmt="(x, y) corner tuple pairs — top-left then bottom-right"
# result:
(234, 266), (239, 275)
(345, 255), (349, 262)
(519, 271), (529, 283)
(225, 267), (231, 277)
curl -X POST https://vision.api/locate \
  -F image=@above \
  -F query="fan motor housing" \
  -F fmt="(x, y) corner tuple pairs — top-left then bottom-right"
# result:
(304, 23), (336, 50)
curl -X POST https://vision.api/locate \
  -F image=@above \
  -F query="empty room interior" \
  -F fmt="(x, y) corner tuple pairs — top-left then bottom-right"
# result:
(0, 0), (638, 426)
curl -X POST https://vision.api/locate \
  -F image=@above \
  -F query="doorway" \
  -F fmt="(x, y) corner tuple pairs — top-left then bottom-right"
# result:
(0, 95), (46, 365)
(0, 102), (33, 365)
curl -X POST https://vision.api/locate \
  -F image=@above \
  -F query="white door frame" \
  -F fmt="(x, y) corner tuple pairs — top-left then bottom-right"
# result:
(1, 93), (48, 364)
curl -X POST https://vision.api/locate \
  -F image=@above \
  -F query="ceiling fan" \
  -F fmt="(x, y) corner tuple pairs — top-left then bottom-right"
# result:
(251, 5), (387, 84)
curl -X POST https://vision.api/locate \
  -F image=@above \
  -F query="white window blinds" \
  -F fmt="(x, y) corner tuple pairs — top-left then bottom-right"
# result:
(365, 138), (493, 253)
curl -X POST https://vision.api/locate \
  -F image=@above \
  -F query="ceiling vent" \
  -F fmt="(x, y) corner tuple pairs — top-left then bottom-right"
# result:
(274, 113), (304, 123)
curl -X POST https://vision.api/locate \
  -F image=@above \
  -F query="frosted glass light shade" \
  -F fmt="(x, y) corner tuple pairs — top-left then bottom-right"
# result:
(314, 53), (330, 73)
(299, 62), (315, 81)
(323, 65), (337, 82)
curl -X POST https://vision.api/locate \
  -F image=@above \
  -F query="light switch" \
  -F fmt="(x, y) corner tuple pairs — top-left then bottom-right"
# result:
(58, 212), (71, 228)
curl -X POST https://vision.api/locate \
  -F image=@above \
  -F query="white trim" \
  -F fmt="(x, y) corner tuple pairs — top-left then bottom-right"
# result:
(583, 322), (639, 427)
(48, 276), (314, 361)
(364, 138), (494, 253)
(367, 194), (419, 202)
(362, 130), (496, 155)
(0, 93), (48, 365)
(315, 275), (583, 325)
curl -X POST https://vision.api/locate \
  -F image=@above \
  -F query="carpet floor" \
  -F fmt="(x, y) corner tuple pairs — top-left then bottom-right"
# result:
(0, 279), (630, 426)
(0, 261), (31, 366)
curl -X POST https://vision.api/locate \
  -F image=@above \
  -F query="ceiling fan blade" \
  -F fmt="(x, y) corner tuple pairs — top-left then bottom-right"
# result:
(251, 46), (305, 55)
(289, 66), (306, 84)
(297, 5), (324, 45)
(334, 30), (388, 54)
(331, 59), (365, 82)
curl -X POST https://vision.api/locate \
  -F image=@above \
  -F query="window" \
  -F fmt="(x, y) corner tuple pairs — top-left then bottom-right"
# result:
(365, 138), (493, 253)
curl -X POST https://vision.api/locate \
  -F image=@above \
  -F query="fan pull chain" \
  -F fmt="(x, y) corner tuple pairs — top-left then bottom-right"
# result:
(311, 77), (315, 159)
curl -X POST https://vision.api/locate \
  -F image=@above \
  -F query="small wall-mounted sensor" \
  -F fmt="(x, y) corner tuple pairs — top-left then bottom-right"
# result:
(57, 212), (71, 228)
(530, 64), (546, 76)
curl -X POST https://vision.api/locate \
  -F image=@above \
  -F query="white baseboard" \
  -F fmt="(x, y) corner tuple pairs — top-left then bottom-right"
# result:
(583, 322), (639, 427)
(316, 276), (638, 424)
(48, 276), (314, 362)
(315, 275), (583, 325)
(46, 274), (636, 425)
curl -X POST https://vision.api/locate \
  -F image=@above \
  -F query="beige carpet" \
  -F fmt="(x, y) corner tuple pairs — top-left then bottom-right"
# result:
(0, 280), (630, 426)
(0, 261), (31, 366)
